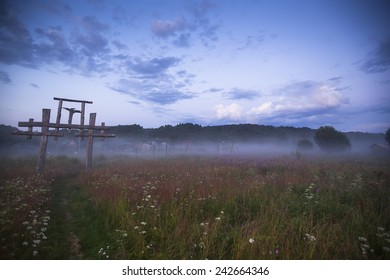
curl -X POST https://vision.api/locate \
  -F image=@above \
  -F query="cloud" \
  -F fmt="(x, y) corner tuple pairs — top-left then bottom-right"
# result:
(173, 32), (191, 48)
(71, 16), (110, 56)
(212, 80), (349, 125)
(151, 17), (187, 38)
(0, 2), (35, 66)
(126, 56), (180, 77)
(215, 103), (242, 120)
(0, 70), (11, 84)
(108, 78), (193, 105)
(361, 37), (390, 73)
(223, 88), (260, 100)
(246, 80), (349, 124)
(112, 39), (127, 50)
(34, 26), (75, 64)
(30, 83), (39, 88)
(237, 32), (266, 51)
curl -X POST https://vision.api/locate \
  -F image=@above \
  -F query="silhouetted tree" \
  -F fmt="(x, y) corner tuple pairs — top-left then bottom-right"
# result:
(297, 139), (314, 152)
(314, 126), (351, 153)
(386, 128), (390, 145)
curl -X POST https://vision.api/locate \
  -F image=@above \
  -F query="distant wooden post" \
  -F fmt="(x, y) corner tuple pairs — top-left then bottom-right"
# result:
(86, 113), (96, 170)
(37, 109), (51, 173)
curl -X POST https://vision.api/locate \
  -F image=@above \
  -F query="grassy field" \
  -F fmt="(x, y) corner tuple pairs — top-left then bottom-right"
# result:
(1, 154), (389, 259)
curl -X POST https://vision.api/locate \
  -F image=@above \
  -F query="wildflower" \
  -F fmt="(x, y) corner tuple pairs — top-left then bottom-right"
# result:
(22, 242), (28, 246)
(200, 223), (205, 226)
(215, 217), (221, 221)
(33, 239), (41, 245)
(249, 238), (255, 244)
(378, 227), (385, 232)
(33, 251), (38, 256)
(140, 222), (147, 226)
(220, 211), (224, 214)
(304, 233), (316, 242)
(358, 237), (367, 242)
(383, 246), (390, 253)
(134, 226), (139, 230)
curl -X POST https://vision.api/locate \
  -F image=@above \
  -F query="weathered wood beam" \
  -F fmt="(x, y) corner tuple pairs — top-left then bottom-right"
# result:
(17, 121), (111, 130)
(53, 97), (93, 104)
(37, 109), (50, 173)
(12, 131), (64, 137)
(86, 113), (96, 171)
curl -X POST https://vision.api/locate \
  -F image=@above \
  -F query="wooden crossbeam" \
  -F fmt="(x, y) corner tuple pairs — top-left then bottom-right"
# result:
(17, 121), (111, 130)
(12, 131), (64, 137)
(54, 97), (93, 104)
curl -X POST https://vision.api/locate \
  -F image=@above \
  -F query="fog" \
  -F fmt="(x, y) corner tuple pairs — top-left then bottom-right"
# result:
(2, 131), (389, 162)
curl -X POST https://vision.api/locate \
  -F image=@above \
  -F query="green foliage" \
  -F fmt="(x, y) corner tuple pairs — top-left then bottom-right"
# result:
(314, 126), (351, 153)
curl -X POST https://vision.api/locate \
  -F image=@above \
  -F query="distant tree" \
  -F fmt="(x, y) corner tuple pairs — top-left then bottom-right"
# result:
(386, 128), (390, 145)
(314, 126), (351, 153)
(297, 139), (314, 152)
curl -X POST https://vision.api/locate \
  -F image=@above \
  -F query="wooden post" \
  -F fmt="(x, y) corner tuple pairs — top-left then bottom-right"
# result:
(80, 102), (86, 140)
(37, 109), (50, 173)
(54, 100), (62, 140)
(86, 113), (96, 171)
(27, 118), (34, 140)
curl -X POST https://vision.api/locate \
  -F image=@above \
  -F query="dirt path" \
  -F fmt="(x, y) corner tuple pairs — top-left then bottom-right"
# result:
(44, 176), (84, 259)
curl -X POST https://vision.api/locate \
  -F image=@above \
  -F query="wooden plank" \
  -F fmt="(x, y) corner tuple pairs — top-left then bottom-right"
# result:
(18, 121), (111, 130)
(37, 109), (50, 173)
(12, 131), (64, 137)
(86, 113), (96, 170)
(54, 97), (93, 104)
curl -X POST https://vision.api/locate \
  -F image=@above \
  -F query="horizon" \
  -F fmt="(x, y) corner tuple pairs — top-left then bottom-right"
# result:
(1, 0), (389, 133)
(2, 120), (386, 135)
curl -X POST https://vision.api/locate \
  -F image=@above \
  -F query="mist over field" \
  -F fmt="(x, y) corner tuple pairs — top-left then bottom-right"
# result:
(1, 123), (388, 160)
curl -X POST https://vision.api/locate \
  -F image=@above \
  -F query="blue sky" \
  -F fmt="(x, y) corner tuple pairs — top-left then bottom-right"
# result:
(0, 0), (389, 132)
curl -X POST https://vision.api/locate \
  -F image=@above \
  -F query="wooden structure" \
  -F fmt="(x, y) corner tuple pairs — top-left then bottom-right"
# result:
(12, 97), (115, 172)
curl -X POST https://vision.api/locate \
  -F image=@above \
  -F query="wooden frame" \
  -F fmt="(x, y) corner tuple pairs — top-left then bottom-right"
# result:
(12, 97), (115, 172)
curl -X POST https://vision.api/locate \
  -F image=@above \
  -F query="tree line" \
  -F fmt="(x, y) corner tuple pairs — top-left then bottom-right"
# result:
(1, 123), (389, 154)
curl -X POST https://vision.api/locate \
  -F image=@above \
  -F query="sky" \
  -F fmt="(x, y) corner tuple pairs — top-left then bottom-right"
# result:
(0, 0), (389, 133)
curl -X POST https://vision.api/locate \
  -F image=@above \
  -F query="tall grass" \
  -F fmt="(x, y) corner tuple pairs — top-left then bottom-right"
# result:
(79, 156), (390, 259)
(0, 156), (83, 259)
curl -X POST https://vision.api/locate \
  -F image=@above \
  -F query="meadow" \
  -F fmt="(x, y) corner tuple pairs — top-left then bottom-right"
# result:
(1, 154), (389, 259)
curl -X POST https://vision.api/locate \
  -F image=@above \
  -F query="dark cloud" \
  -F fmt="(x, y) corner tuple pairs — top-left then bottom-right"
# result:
(0, 2), (35, 66)
(109, 78), (193, 105)
(151, 17), (187, 38)
(198, 19), (219, 45)
(0, 1), (113, 76)
(112, 39), (128, 50)
(0, 70), (11, 84)
(191, 0), (220, 47)
(34, 26), (75, 64)
(30, 83), (39, 88)
(223, 88), (260, 100)
(71, 16), (110, 56)
(127, 56), (180, 77)
(237, 32), (266, 51)
(173, 33), (191, 48)
(361, 37), (390, 73)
